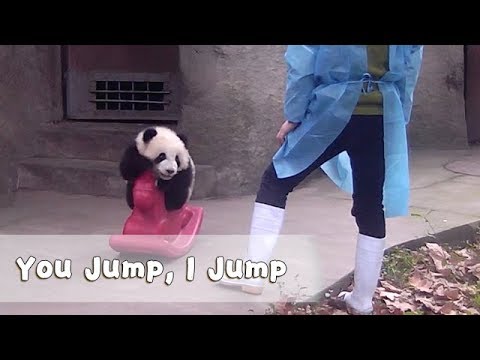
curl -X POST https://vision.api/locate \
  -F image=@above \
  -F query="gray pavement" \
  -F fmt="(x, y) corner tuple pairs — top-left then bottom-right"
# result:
(1, 148), (480, 314)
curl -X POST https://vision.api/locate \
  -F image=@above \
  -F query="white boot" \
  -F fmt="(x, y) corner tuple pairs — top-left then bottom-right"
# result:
(219, 202), (285, 295)
(339, 233), (386, 315)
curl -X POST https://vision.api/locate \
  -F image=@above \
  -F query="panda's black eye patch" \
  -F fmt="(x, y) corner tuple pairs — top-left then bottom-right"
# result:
(176, 156), (180, 166)
(154, 153), (166, 164)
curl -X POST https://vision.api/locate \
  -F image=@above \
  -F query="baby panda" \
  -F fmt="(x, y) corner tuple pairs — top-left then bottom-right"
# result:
(119, 126), (195, 211)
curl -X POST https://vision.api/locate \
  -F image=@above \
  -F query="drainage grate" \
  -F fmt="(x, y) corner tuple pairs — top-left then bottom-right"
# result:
(90, 80), (171, 111)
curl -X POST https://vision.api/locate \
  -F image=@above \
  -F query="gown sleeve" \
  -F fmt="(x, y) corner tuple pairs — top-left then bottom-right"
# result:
(396, 45), (424, 124)
(283, 45), (319, 123)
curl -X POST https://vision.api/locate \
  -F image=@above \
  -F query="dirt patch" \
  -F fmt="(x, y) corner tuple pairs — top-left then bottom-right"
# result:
(267, 237), (480, 315)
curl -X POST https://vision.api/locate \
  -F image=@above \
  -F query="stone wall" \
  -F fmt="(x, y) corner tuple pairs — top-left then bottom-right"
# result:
(408, 45), (468, 149)
(0, 45), (63, 206)
(178, 45), (287, 197)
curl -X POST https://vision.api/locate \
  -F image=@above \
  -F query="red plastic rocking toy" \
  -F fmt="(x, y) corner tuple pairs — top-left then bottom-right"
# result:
(109, 170), (204, 258)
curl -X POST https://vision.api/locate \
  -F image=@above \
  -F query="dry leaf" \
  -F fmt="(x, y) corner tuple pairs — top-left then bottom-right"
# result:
(380, 280), (403, 293)
(425, 242), (449, 255)
(450, 252), (467, 266)
(435, 277), (453, 287)
(465, 255), (480, 267)
(444, 288), (461, 300)
(379, 291), (400, 301)
(452, 299), (478, 315)
(434, 285), (446, 298)
(426, 243), (450, 271)
(375, 307), (391, 315)
(451, 282), (473, 295)
(398, 290), (414, 301)
(409, 271), (434, 293)
(415, 295), (441, 313)
(384, 298), (416, 312)
(430, 272), (446, 278)
(458, 265), (468, 274)
(314, 307), (334, 315)
(439, 268), (455, 279)
(274, 300), (295, 315)
(439, 301), (458, 315)
(455, 249), (472, 260)
(430, 257), (447, 272)
(390, 308), (405, 315)
(273, 303), (288, 314)
(468, 263), (480, 279)
(453, 300), (469, 313)
(466, 308), (480, 315)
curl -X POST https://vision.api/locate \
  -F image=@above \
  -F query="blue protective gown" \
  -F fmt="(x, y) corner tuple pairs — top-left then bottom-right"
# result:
(272, 45), (424, 218)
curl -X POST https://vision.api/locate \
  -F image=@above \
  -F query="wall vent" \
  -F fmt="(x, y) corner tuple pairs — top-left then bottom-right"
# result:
(92, 80), (169, 111)
(66, 72), (180, 122)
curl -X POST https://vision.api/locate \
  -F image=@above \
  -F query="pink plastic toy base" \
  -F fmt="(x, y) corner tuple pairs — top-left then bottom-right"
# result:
(109, 171), (204, 258)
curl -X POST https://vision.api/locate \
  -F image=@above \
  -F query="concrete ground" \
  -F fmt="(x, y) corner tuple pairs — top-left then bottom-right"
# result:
(1, 148), (480, 315)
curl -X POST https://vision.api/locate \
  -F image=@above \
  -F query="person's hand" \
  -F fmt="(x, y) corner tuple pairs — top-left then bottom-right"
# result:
(276, 120), (299, 145)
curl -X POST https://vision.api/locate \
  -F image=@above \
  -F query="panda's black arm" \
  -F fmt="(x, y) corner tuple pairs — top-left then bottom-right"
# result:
(163, 167), (193, 211)
(155, 178), (171, 192)
(119, 144), (152, 181)
(126, 181), (134, 209)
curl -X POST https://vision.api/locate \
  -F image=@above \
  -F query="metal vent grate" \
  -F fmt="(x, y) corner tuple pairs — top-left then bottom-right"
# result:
(67, 71), (180, 122)
(90, 80), (171, 111)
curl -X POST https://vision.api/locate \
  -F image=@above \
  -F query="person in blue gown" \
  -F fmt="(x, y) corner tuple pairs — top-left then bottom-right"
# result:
(221, 45), (424, 315)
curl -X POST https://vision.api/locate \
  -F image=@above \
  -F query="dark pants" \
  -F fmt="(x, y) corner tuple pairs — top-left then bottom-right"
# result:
(256, 115), (386, 239)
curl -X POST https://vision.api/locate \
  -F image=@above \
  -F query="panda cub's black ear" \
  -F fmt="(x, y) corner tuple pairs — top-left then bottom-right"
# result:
(177, 133), (188, 148)
(143, 128), (158, 143)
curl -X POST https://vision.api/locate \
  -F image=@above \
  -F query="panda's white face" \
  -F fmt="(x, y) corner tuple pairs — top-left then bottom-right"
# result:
(135, 127), (190, 181)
